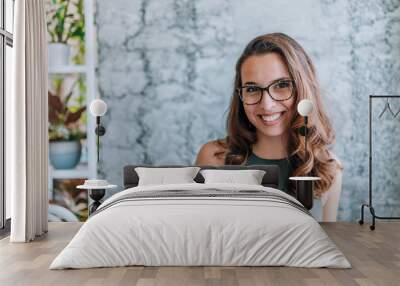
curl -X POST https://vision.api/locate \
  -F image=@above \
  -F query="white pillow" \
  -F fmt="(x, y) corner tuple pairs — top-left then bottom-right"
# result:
(200, 169), (266, 185)
(135, 167), (201, 186)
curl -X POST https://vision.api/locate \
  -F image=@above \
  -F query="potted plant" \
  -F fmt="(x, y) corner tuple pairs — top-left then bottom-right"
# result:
(49, 77), (86, 169)
(46, 0), (85, 67)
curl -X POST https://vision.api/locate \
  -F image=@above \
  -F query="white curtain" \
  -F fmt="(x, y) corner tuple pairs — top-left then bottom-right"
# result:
(8, 0), (49, 242)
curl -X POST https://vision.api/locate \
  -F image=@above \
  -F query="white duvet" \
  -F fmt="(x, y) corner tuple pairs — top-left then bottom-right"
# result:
(50, 183), (351, 269)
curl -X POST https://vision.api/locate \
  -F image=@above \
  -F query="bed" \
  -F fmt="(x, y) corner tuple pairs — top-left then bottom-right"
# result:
(49, 165), (351, 269)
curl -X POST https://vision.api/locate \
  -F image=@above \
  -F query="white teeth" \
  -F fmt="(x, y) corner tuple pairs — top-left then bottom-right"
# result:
(261, 113), (282, 122)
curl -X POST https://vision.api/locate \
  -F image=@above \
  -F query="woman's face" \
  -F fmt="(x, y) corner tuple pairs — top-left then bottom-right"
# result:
(240, 53), (296, 138)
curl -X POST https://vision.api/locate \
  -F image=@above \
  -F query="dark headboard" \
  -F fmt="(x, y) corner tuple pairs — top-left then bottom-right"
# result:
(123, 165), (280, 189)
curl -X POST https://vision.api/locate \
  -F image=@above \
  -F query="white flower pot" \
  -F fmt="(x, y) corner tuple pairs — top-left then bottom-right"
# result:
(48, 43), (71, 67)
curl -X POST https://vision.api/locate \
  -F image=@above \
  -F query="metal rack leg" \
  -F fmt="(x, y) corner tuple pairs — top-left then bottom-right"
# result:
(359, 203), (400, 230)
(369, 207), (376, 231)
(359, 203), (375, 230)
(359, 203), (366, 225)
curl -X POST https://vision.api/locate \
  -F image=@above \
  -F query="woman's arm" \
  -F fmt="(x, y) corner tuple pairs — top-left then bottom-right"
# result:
(322, 152), (343, 222)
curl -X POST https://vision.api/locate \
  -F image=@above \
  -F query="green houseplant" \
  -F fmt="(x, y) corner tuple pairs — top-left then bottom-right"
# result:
(46, 0), (85, 67)
(49, 78), (87, 169)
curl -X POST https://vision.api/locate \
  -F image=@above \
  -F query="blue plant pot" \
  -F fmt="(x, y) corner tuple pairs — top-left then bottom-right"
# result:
(49, 140), (82, 169)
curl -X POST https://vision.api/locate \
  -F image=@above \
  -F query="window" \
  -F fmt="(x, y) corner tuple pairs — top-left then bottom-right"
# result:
(0, 0), (14, 232)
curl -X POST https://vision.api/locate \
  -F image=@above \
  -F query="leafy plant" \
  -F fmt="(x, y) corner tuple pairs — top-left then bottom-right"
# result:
(50, 178), (88, 221)
(46, 0), (85, 44)
(48, 77), (87, 141)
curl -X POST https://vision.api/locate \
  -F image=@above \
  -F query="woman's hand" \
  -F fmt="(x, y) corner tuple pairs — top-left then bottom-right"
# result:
(195, 139), (228, 166)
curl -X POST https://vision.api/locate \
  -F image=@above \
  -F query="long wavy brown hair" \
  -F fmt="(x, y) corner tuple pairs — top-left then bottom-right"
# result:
(216, 33), (342, 197)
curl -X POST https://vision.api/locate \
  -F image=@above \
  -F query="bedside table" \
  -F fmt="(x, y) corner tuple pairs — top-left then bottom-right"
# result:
(77, 183), (117, 215)
(289, 176), (321, 210)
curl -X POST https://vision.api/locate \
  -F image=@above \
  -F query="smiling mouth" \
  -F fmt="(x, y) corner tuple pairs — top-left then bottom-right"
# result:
(258, 112), (285, 123)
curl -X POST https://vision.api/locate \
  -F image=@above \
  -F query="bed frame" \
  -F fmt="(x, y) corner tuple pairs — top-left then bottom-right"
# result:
(123, 165), (280, 189)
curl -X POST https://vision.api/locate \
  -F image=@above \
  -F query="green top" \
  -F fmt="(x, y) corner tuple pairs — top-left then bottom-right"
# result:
(246, 152), (294, 195)
(246, 152), (323, 221)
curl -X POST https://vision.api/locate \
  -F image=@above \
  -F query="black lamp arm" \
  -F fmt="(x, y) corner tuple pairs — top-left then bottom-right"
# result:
(95, 116), (106, 136)
(304, 116), (308, 176)
(298, 116), (309, 176)
(95, 116), (106, 163)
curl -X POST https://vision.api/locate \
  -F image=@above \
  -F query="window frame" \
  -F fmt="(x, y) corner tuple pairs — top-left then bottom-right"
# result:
(0, 0), (14, 233)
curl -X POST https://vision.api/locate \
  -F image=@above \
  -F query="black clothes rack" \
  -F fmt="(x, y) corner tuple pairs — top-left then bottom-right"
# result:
(359, 95), (400, 230)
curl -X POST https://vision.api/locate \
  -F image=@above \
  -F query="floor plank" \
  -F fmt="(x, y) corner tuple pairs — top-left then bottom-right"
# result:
(0, 222), (399, 286)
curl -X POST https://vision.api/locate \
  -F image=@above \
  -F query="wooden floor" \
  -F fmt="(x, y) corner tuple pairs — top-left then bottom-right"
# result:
(0, 222), (399, 286)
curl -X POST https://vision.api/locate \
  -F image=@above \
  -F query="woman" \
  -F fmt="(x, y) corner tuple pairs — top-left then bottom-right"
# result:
(195, 33), (343, 222)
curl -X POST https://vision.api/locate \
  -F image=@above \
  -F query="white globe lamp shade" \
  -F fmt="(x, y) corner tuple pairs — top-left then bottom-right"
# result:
(90, 99), (107, 117)
(297, 99), (313, 116)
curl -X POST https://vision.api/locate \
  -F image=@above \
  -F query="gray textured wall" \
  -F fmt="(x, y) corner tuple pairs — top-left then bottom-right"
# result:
(95, 0), (400, 221)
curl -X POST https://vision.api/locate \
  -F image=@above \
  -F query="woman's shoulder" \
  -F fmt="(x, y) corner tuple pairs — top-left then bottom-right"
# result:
(195, 138), (229, 166)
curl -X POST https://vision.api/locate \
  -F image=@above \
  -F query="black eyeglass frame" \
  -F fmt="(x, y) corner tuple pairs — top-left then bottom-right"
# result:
(237, 79), (296, 105)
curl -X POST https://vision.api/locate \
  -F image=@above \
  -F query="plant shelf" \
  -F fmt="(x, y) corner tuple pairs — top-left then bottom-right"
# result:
(49, 163), (91, 179)
(48, 0), (97, 193)
(48, 65), (87, 74)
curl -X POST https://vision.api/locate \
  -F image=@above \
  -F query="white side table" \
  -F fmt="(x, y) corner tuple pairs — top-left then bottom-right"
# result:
(77, 183), (117, 215)
(289, 176), (321, 210)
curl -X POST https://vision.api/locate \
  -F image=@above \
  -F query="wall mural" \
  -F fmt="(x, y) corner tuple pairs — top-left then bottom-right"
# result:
(94, 0), (400, 221)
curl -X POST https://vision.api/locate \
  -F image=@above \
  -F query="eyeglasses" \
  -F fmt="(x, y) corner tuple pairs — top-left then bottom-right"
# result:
(237, 79), (295, 105)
